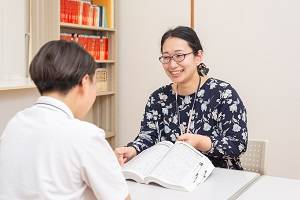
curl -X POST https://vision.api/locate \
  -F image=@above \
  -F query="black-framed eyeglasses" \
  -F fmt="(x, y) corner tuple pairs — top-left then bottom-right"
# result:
(158, 52), (195, 64)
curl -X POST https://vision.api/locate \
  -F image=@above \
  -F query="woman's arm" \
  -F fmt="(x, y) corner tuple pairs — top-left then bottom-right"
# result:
(205, 87), (248, 158)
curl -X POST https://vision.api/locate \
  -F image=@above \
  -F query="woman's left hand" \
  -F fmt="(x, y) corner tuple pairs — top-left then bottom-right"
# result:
(177, 133), (212, 152)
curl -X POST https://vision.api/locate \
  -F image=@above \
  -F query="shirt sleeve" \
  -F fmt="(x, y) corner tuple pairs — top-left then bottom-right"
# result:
(78, 129), (128, 200)
(205, 85), (248, 158)
(127, 94), (161, 154)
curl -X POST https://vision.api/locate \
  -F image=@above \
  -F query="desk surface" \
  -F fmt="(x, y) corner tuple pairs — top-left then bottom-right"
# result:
(127, 168), (259, 200)
(237, 175), (300, 199)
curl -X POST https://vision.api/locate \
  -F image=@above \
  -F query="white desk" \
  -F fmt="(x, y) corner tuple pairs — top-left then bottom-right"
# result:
(237, 175), (300, 199)
(127, 168), (259, 200)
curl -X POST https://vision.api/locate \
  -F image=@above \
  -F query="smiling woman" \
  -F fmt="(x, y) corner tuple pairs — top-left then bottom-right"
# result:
(115, 26), (248, 170)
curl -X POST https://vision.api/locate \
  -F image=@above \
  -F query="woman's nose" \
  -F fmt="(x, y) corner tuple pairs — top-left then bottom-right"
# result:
(168, 59), (178, 69)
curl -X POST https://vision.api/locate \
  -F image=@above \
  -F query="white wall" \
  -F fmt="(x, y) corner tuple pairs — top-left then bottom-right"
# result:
(0, 89), (39, 134)
(117, 0), (190, 145)
(195, 0), (300, 179)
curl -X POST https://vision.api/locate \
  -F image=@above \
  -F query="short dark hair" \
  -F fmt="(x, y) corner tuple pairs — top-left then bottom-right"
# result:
(160, 26), (203, 54)
(29, 40), (96, 95)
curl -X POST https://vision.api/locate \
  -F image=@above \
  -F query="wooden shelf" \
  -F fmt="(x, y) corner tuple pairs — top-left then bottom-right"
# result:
(60, 0), (117, 146)
(95, 60), (115, 64)
(60, 22), (115, 32)
(0, 84), (36, 91)
(96, 90), (115, 96)
(105, 131), (115, 138)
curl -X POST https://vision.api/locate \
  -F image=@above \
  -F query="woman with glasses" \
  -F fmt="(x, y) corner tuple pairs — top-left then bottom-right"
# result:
(115, 26), (248, 170)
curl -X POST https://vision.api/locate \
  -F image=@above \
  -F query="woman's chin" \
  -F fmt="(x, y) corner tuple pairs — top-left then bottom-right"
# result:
(171, 77), (185, 84)
(169, 74), (182, 82)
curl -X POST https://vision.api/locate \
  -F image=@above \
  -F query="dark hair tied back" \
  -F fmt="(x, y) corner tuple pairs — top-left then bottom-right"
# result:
(160, 26), (203, 54)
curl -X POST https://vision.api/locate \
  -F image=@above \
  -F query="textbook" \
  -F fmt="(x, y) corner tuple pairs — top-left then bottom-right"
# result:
(122, 141), (215, 191)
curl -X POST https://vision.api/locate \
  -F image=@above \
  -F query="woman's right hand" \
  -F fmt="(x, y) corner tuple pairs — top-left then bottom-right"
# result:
(114, 146), (137, 166)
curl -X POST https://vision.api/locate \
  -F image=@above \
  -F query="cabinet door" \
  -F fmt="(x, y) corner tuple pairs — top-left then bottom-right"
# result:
(0, 0), (30, 87)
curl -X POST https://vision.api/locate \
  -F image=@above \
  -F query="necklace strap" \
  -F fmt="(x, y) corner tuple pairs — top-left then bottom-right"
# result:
(175, 76), (202, 134)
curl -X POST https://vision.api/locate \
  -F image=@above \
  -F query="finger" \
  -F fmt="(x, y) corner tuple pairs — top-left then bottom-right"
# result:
(177, 134), (188, 141)
(120, 155), (130, 166)
(115, 148), (126, 163)
(115, 147), (128, 155)
(117, 155), (126, 166)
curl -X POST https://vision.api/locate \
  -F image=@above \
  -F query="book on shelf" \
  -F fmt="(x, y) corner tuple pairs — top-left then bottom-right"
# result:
(95, 67), (108, 91)
(60, 33), (110, 61)
(122, 141), (215, 192)
(92, 0), (113, 28)
(60, 0), (111, 28)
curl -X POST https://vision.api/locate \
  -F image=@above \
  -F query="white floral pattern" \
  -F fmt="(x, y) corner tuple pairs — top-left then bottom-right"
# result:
(128, 78), (248, 169)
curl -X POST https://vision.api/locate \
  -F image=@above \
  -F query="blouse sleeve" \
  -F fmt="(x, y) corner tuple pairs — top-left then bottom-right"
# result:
(205, 86), (248, 158)
(127, 94), (161, 154)
(78, 128), (128, 200)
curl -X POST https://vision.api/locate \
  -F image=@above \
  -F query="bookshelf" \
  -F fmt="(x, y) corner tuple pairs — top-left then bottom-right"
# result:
(59, 0), (117, 147)
(0, 0), (117, 146)
(0, 84), (36, 91)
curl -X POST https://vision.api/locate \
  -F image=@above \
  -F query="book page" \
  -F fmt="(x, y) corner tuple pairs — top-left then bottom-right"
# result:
(122, 141), (173, 182)
(146, 141), (214, 191)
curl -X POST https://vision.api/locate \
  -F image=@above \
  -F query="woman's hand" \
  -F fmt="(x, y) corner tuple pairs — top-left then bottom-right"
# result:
(177, 133), (212, 152)
(114, 146), (137, 166)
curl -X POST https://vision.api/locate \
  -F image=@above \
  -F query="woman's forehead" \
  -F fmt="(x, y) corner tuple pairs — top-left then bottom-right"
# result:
(162, 37), (191, 53)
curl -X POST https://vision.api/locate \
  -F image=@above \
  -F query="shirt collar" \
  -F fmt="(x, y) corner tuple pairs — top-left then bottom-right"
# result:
(35, 96), (74, 119)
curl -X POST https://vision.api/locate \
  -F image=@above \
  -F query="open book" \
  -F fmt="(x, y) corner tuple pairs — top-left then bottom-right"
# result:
(122, 141), (215, 191)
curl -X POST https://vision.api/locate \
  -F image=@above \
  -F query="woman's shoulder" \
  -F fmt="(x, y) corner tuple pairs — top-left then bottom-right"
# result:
(206, 77), (234, 91)
(206, 77), (243, 100)
(144, 84), (173, 108)
(149, 83), (173, 98)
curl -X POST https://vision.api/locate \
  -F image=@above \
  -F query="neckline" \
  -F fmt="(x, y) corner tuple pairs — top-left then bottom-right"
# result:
(171, 77), (211, 97)
(34, 96), (74, 119)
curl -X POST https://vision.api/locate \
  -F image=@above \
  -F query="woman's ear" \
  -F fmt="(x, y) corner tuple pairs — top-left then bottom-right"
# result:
(79, 74), (90, 93)
(195, 50), (204, 65)
(198, 50), (204, 58)
(197, 50), (204, 56)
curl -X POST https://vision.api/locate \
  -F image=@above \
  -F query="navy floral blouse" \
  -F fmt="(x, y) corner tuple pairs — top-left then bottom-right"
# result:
(128, 78), (248, 170)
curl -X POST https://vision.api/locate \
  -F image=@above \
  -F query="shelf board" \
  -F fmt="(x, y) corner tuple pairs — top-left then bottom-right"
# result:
(95, 59), (115, 64)
(96, 90), (115, 96)
(0, 85), (114, 95)
(60, 22), (115, 32)
(105, 131), (115, 139)
(0, 84), (36, 91)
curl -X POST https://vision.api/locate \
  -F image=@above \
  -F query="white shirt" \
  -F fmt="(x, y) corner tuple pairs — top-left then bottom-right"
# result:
(0, 96), (128, 200)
